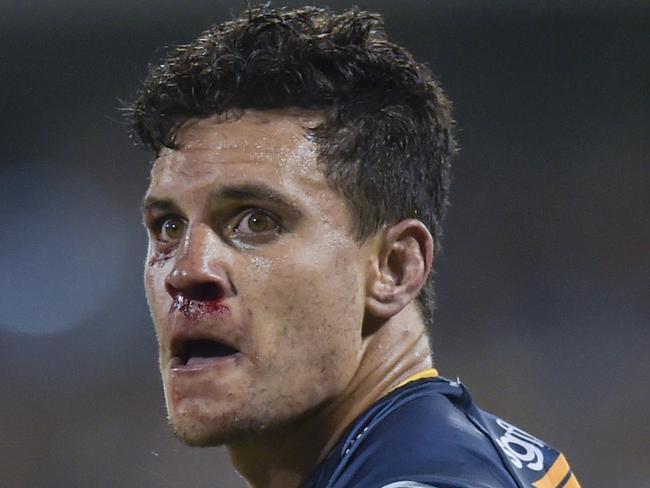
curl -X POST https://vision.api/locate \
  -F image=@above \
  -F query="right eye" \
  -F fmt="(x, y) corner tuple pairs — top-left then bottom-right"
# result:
(158, 216), (185, 241)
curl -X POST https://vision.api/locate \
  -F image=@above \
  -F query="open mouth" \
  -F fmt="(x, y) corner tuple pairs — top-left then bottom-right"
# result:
(171, 339), (239, 369)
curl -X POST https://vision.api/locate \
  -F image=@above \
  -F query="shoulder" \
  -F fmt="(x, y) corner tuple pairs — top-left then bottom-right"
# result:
(306, 377), (580, 488)
(350, 380), (518, 488)
(307, 378), (517, 488)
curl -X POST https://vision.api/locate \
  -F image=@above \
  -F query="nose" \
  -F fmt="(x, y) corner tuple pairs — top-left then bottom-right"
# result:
(164, 224), (233, 302)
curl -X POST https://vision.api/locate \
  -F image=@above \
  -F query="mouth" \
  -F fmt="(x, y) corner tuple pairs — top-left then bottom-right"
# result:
(170, 338), (240, 370)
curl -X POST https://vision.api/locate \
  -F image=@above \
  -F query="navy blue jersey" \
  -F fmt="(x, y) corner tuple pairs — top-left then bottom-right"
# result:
(304, 372), (580, 488)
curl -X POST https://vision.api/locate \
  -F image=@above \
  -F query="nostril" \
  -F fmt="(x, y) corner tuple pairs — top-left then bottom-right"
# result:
(164, 268), (229, 302)
(167, 281), (223, 302)
(188, 283), (223, 301)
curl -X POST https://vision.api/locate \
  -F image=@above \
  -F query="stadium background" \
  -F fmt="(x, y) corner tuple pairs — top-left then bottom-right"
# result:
(1, 1), (648, 486)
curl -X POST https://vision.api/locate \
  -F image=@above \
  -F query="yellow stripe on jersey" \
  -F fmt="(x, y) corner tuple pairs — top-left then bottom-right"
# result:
(392, 368), (439, 391)
(563, 473), (582, 488)
(532, 453), (571, 488)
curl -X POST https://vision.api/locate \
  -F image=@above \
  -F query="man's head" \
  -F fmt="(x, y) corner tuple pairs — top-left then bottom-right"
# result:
(132, 6), (455, 446)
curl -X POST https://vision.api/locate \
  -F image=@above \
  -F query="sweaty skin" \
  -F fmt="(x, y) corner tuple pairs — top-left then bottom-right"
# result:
(143, 108), (433, 488)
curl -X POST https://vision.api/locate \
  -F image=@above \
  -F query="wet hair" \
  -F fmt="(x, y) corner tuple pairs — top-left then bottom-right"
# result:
(129, 5), (456, 344)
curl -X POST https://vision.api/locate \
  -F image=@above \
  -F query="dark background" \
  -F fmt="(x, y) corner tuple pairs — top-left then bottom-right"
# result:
(1, 1), (648, 487)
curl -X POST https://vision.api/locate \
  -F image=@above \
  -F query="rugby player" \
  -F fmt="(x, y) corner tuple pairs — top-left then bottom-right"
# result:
(131, 5), (581, 487)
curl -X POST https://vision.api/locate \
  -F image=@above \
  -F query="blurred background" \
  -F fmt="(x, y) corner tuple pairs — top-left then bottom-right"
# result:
(1, 1), (648, 487)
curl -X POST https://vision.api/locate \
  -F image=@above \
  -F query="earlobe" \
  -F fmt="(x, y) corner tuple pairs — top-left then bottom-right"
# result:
(365, 220), (434, 321)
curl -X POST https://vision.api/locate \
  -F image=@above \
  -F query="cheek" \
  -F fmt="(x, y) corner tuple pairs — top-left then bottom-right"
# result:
(148, 250), (173, 267)
(243, 246), (365, 370)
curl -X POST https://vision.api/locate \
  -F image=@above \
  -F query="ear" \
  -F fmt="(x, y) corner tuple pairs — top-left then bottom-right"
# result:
(365, 219), (434, 321)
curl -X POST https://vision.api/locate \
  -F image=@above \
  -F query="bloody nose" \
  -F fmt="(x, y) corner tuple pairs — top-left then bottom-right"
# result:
(164, 261), (231, 304)
(163, 223), (234, 305)
(165, 281), (224, 302)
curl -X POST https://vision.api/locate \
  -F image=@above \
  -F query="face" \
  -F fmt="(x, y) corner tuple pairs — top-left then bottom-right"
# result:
(143, 109), (369, 446)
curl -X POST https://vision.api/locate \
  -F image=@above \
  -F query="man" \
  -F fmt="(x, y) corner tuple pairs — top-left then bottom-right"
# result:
(131, 5), (580, 488)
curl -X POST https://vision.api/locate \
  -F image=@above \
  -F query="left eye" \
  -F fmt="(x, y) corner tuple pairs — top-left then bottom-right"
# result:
(159, 216), (185, 241)
(235, 210), (280, 234)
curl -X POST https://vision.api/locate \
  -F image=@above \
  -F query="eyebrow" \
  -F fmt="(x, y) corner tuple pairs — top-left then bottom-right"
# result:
(210, 183), (294, 207)
(141, 196), (179, 213)
(142, 183), (301, 216)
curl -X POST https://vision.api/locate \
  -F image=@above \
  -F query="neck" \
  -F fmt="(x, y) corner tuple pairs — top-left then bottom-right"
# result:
(227, 305), (432, 488)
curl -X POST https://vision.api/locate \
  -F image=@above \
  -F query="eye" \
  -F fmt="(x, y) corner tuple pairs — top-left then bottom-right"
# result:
(234, 210), (280, 235)
(159, 216), (185, 241)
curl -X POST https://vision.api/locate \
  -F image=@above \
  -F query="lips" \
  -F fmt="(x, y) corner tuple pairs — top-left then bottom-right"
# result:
(171, 338), (239, 369)
(166, 296), (242, 372)
(172, 339), (239, 366)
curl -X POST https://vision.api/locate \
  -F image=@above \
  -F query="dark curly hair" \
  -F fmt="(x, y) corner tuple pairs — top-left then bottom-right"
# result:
(129, 5), (456, 345)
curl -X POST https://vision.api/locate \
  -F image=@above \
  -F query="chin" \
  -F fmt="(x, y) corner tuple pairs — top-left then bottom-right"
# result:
(168, 408), (273, 447)
(173, 426), (228, 447)
(170, 415), (237, 446)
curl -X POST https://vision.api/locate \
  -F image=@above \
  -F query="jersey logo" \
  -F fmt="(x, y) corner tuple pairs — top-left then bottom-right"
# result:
(494, 418), (545, 471)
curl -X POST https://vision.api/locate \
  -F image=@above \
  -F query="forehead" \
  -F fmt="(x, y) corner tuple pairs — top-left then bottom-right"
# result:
(149, 109), (326, 194)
